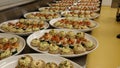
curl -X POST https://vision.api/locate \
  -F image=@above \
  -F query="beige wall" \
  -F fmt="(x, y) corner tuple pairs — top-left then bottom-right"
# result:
(102, 0), (112, 6)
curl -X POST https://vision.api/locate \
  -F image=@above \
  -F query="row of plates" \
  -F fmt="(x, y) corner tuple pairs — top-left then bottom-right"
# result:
(38, 6), (100, 12)
(48, 0), (100, 13)
(24, 11), (100, 20)
(0, 29), (98, 58)
(49, 0), (100, 8)
(0, 29), (98, 68)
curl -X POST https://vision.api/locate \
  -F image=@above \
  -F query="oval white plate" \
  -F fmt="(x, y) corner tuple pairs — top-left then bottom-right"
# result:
(38, 7), (68, 13)
(27, 29), (98, 57)
(0, 19), (49, 36)
(0, 33), (26, 60)
(24, 12), (61, 21)
(78, 0), (101, 4)
(69, 6), (100, 12)
(50, 17), (99, 32)
(74, 2), (100, 7)
(0, 54), (83, 68)
(61, 11), (100, 19)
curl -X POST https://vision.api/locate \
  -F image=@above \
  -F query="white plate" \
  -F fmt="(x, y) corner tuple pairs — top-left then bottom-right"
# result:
(61, 11), (100, 19)
(50, 17), (99, 32)
(24, 12), (61, 21)
(0, 33), (26, 60)
(0, 54), (83, 68)
(77, 0), (101, 3)
(27, 29), (98, 57)
(0, 19), (49, 36)
(38, 7), (68, 13)
(69, 6), (100, 12)
(74, 2), (100, 6)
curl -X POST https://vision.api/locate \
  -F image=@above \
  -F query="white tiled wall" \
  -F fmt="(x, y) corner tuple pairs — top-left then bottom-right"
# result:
(102, 0), (112, 6)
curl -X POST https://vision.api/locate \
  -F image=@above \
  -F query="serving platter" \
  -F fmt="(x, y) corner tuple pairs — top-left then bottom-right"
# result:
(74, 3), (100, 7)
(77, 0), (101, 3)
(50, 17), (99, 32)
(0, 54), (83, 68)
(48, 3), (73, 7)
(69, 6), (100, 12)
(38, 7), (68, 13)
(27, 29), (98, 57)
(0, 19), (49, 36)
(24, 12), (61, 21)
(0, 33), (26, 60)
(61, 11), (100, 19)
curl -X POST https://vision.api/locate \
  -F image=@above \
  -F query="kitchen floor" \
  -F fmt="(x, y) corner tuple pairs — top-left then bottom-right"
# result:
(86, 6), (120, 68)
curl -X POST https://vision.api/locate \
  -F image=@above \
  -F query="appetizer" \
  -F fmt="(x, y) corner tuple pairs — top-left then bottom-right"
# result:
(59, 60), (74, 68)
(45, 62), (58, 68)
(17, 55), (33, 68)
(38, 41), (49, 51)
(48, 44), (60, 54)
(31, 59), (46, 68)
